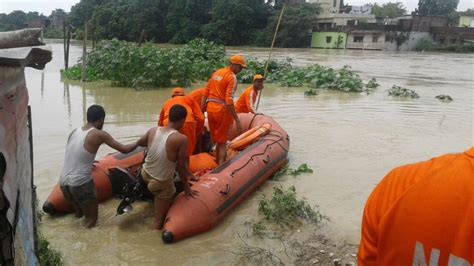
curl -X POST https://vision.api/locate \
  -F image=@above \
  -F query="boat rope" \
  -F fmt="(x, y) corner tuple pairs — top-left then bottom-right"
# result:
(230, 131), (287, 178)
(255, 0), (288, 111)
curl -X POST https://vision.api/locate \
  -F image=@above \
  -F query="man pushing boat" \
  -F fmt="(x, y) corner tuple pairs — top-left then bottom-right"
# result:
(137, 104), (198, 230)
(59, 105), (139, 228)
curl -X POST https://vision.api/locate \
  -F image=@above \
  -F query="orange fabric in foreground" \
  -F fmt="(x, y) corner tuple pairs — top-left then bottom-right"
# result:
(358, 147), (474, 265)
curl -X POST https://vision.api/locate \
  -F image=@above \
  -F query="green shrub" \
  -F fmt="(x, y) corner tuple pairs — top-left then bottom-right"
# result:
(415, 37), (434, 51)
(62, 38), (373, 93)
(38, 233), (63, 266)
(388, 85), (419, 98)
(366, 78), (380, 89)
(258, 186), (326, 228)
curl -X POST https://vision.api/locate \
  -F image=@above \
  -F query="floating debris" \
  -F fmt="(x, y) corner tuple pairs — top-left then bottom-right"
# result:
(366, 78), (380, 89)
(304, 88), (318, 96)
(435, 95), (453, 101)
(388, 85), (419, 98)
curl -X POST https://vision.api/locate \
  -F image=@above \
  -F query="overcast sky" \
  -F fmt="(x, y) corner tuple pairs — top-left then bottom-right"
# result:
(0, 0), (473, 16)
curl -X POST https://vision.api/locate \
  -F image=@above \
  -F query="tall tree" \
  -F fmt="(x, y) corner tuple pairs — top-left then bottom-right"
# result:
(415, 0), (459, 16)
(166, 0), (212, 44)
(202, 0), (271, 45)
(371, 2), (407, 18)
(256, 3), (321, 48)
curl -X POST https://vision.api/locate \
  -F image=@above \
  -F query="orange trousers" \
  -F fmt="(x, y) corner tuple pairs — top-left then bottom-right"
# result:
(207, 102), (233, 144)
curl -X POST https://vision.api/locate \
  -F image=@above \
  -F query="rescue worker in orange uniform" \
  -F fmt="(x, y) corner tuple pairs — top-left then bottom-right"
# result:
(158, 88), (204, 156)
(188, 87), (206, 112)
(201, 55), (246, 165)
(235, 74), (265, 114)
(358, 147), (474, 265)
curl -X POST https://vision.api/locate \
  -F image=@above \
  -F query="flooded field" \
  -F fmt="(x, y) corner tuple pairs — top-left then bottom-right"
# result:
(31, 40), (473, 264)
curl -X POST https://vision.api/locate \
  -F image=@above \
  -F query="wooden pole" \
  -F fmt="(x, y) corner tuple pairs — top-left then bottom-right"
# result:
(65, 24), (71, 70)
(63, 19), (67, 69)
(81, 22), (88, 82)
(256, 0), (287, 111)
(138, 29), (145, 47)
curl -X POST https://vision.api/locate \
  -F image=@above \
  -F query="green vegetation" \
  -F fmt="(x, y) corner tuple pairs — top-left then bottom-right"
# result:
(388, 85), (420, 98)
(258, 186), (326, 228)
(38, 233), (63, 266)
(415, 0), (459, 16)
(366, 78), (380, 89)
(43, 28), (63, 39)
(304, 89), (318, 96)
(271, 163), (314, 180)
(255, 3), (321, 47)
(416, 38), (474, 53)
(415, 37), (435, 51)
(63, 38), (226, 87)
(66, 0), (321, 47)
(371, 2), (407, 19)
(62, 39), (377, 92)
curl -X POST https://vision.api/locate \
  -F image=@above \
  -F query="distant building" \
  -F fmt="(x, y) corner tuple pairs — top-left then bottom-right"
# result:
(431, 27), (474, 45)
(346, 29), (385, 50)
(311, 32), (347, 49)
(459, 16), (474, 27)
(315, 13), (376, 30)
(385, 15), (448, 32)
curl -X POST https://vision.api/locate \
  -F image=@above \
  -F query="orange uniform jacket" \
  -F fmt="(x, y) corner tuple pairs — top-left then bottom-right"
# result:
(188, 88), (206, 108)
(235, 86), (257, 114)
(158, 96), (204, 156)
(203, 67), (238, 144)
(358, 147), (474, 265)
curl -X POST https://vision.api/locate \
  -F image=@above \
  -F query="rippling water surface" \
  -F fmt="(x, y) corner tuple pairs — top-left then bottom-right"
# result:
(30, 41), (473, 264)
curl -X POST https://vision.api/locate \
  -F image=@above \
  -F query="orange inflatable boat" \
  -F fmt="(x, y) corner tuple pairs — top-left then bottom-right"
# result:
(42, 147), (146, 214)
(42, 148), (218, 214)
(162, 113), (289, 243)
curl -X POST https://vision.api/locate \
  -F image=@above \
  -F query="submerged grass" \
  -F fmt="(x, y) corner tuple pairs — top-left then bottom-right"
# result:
(38, 233), (63, 266)
(258, 186), (326, 228)
(388, 85), (419, 98)
(271, 163), (313, 180)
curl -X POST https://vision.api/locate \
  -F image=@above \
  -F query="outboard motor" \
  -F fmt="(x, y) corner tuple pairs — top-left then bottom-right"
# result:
(108, 167), (152, 216)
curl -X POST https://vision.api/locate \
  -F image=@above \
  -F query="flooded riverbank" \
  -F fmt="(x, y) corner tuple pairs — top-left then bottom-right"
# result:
(31, 40), (473, 264)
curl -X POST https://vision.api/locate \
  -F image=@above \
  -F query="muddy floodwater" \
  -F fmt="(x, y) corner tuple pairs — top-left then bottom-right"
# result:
(31, 40), (473, 265)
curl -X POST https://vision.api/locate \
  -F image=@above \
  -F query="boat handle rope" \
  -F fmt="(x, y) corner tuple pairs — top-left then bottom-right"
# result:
(229, 133), (286, 178)
(219, 184), (231, 195)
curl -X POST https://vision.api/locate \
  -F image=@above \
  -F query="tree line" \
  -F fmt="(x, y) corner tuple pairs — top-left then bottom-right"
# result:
(1, 0), (471, 47)
(0, 0), (318, 48)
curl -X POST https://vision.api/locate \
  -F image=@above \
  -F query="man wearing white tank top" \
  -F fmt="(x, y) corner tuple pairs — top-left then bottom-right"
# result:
(60, 105), (139, 228)
(137, 104), (199, 230)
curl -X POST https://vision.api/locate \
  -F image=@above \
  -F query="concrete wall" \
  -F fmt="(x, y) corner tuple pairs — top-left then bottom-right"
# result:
(316, 13), (376, 27)
(384, 31), (430, 51)
(311, 32), (347, 48)
(0, 66), (38, 265)
(459, 16), (474, 27)
(346, 32), (385, 50)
